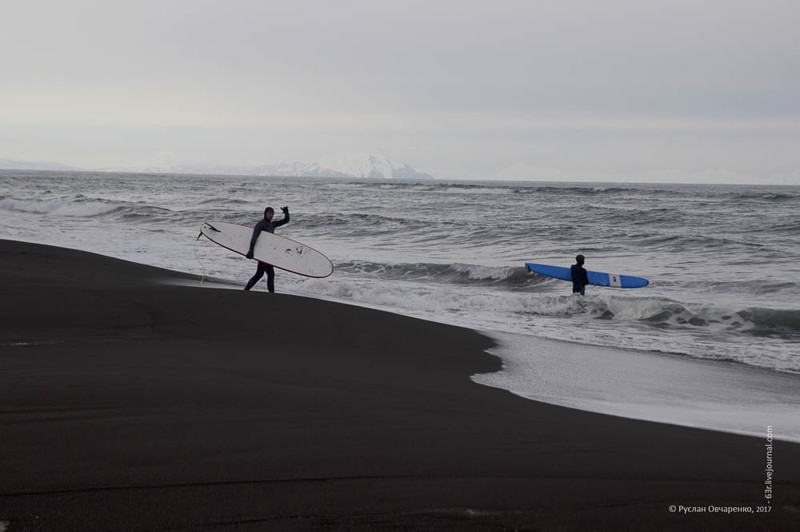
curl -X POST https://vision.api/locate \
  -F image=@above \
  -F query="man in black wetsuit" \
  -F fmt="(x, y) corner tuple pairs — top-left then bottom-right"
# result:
(571, 254), (589, 295)
(244, 206), (290, 292)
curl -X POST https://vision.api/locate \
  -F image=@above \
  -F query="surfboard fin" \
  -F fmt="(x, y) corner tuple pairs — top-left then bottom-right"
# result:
(197, 222), (222, 241)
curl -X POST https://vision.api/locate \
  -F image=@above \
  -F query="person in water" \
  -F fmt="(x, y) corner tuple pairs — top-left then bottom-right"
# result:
(571, 254), (589, 295)
(244, 206), (290, 292)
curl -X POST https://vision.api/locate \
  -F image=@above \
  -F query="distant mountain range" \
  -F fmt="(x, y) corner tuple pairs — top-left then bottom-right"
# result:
(0, 158), (81, 171)
(0, 153), (435, 180)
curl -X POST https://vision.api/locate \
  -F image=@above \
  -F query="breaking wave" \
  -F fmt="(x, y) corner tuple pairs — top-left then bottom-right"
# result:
(0, 195), (122, 217)
(579, 295), (800, 340)
(336, 260), (536, 287)
(0, 194), (178, 223)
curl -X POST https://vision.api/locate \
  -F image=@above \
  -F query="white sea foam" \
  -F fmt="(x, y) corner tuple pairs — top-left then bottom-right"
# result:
(450, 263), (518, 280)
(0, 196), (120, 217)
(473, 332), (800, 443)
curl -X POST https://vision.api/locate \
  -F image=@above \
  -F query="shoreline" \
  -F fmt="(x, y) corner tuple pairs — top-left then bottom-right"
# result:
(6, 236), (800, 439)
(187, 249), (800, 445)
(476, 331), (800, 444)
(2, 239), (799, 530)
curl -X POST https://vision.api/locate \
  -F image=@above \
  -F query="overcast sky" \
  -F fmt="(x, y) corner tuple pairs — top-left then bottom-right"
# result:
(2, 0), (799, 183)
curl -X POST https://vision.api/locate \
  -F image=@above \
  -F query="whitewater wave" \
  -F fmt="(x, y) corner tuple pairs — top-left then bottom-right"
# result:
(335, 260), (536, 286)
(605, 297), (797, 337)
(0, 195), (122, 217)
(0, 194), (179, 223)
(514, 293), (800, 340)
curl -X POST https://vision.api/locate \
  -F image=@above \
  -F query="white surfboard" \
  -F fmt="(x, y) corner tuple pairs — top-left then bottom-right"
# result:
(201, 221), (334, 278)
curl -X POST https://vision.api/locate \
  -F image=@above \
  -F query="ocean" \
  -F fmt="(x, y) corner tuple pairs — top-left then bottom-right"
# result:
(2, 170), (799, 439)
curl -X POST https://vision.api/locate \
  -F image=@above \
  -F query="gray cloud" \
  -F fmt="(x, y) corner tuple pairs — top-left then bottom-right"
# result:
(1, 0), (798, 182)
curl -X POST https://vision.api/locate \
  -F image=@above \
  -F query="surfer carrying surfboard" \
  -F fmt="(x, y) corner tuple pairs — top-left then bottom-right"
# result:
(571, 255), (590, 295)
(525, 260), (648, 290)
(244, 206), (290, 292)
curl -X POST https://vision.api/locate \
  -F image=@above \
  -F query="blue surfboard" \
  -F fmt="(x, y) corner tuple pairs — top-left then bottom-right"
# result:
(525, 262), (649, 289)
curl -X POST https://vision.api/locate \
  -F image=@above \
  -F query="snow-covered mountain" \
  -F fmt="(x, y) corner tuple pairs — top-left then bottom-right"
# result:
(0, 159), (80, 171)
(315, 153), (434, 180)
(250, 161), (352, 179)
(99, 153), (435, 180)
(1, 153), (435, 179)
(246, 153), (433, 180)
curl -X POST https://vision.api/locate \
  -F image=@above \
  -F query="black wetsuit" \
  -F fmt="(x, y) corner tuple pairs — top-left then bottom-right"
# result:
(244, 212), (290, 292)
(571, 263), (589, 295)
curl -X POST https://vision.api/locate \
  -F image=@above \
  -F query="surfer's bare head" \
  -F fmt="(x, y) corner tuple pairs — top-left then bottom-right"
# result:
(264, 207), (274, 221)
(576, 254), (585, 265)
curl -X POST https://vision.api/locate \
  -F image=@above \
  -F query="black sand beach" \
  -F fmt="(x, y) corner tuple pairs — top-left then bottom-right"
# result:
(1, 240), (798, 531)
